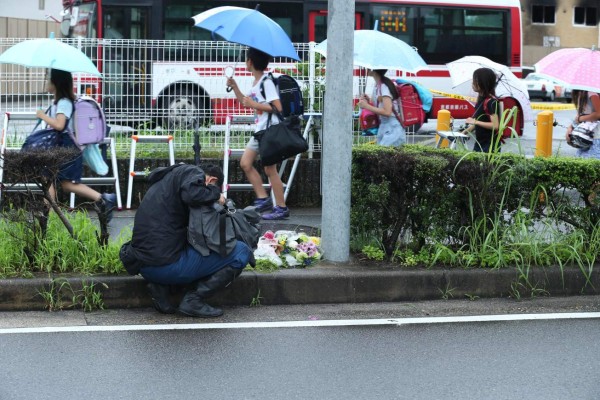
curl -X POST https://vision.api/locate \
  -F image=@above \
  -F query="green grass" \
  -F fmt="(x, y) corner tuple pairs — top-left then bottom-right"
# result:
(0, 210), (129, 279)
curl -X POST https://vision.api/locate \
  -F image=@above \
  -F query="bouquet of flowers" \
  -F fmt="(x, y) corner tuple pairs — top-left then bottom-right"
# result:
(254, 230), (322, 268)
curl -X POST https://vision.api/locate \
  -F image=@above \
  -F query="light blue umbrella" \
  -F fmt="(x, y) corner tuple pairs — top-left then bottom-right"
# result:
(192, 6), (300, 61)
(315, 30), (427, 72)
(0, 36), (101, 77)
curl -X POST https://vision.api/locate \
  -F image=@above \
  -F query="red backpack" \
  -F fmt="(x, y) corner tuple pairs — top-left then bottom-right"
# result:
(394, 83), (426, 128)
(483, 96), (524, 140)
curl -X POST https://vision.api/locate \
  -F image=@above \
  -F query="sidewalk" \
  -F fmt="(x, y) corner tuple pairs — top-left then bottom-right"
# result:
(2, 207), (600, 311)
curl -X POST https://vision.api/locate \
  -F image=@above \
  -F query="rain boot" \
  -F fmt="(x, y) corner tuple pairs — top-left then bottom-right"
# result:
(147, 283), (176, 314)
(178, 266), (242, 318)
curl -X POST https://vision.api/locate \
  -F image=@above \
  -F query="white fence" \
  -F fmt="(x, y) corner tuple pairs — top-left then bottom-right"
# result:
(0, 38), (418, 155)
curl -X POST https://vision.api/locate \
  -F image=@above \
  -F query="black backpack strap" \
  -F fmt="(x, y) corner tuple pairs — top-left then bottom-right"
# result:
(259, 72), (276, 104)
(212, 202), (228, 257)
(219, 211), (227, 257)
(483, 96), (501, 116)
(268, 104), (285, 124)
(32, 105), (53, 132)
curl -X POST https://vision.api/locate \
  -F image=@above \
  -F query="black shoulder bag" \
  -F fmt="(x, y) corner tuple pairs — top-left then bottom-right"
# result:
(252, 106), (308, 166)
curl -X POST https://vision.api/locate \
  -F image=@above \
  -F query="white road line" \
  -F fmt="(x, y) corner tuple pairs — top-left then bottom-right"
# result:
(1, 312), (599, 334)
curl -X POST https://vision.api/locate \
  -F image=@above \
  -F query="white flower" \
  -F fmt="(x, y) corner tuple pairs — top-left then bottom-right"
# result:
(285, 254), (301, 267)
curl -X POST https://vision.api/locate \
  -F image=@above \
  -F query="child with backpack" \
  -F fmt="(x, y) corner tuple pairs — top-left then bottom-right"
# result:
(357, 69), (406, 146)
(34, 68), (117, 221)
(225, 48), (290, 220)
(460, 67), (501, 153)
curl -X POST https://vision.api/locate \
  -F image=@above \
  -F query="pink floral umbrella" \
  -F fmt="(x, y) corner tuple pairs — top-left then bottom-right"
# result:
(535, 47), (600, 93)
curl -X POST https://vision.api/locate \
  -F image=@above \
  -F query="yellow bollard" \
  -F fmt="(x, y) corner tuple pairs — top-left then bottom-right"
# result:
(436, 109), (452, 148)
(535, 110), (553, 157)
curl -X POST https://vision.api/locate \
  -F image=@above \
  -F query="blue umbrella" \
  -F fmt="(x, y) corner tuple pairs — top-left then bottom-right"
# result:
(315, 30), (426, 73)
(192, 6), (300, 61)
(0, 36), (101, 77)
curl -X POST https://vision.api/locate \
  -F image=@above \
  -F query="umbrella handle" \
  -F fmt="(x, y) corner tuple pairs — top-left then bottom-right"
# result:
(224, 66), (235, 93)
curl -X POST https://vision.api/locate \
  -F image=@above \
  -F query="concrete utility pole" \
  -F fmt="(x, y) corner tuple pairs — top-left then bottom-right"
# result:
(321, 0), (354, 262)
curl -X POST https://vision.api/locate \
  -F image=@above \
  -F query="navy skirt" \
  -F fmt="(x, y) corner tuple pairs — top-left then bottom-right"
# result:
(57, 132), (84, 183)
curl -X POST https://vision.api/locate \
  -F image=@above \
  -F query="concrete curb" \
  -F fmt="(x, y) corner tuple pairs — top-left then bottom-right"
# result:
(1, 264), (599, 311)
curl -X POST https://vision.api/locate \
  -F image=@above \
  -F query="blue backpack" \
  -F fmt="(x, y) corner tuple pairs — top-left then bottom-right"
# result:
(260, 72), (304, 118)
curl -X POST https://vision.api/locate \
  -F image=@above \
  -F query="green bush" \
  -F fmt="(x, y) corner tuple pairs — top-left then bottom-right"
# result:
(351, 144), (600, 267)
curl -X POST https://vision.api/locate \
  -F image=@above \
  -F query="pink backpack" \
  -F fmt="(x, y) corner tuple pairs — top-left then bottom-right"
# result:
(72, 96), (106, 145)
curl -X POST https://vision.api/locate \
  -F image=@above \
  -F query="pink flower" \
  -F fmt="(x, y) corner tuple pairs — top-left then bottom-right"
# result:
(297, 242), (318, 257)
(263, 231), (275, 240)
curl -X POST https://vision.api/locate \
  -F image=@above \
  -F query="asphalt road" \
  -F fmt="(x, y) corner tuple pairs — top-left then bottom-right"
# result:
(1, 307), (599, 400)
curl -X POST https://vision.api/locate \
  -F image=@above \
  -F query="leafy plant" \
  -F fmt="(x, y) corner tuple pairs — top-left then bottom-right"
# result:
(361, 245), (385, 261)
(37, 278), (108, 311)
(250, 289), (264, 307)
(438, 282), (456, 300)
(79, 281), (108, 312)
(37, 277), (72, 311)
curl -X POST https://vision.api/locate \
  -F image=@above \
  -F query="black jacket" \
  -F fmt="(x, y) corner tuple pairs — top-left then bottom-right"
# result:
(130, 164), (221, 267)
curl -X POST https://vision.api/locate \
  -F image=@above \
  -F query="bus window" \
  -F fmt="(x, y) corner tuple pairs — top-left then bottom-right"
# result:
(255, 3), (303, 43)
(165, 3), (213, 40)
(308, 10), (363, 43)
(372, 6), (417, 47)
(371, 5), (508, 66)
(419, 7), (508, 65)
(103, 7), (150, 39)
(67, 3), (97, 39)
(165, 2), (303, 42)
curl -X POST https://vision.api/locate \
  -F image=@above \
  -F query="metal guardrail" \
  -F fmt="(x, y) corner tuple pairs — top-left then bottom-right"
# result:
(0, 38), (420, 155)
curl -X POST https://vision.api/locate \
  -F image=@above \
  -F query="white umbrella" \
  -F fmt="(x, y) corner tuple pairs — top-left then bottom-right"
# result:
(447, 56), (532, 122)
(314, 30), (427, 73)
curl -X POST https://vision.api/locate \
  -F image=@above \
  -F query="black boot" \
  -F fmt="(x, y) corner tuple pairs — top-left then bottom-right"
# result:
(147, 283), (176, 314)
(178, 266), (242, 318)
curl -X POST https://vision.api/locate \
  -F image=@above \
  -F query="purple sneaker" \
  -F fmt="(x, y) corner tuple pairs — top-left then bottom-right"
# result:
(262, 206), (290, 220)
(253, 197), (273, 213)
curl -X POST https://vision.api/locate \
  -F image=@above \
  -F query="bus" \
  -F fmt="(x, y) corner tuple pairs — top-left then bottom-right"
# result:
(59, 0), (522, 128)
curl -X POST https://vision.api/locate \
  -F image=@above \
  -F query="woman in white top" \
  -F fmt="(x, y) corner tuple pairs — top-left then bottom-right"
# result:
(357, 69), (406, 146)
(566, 90), (600, 158)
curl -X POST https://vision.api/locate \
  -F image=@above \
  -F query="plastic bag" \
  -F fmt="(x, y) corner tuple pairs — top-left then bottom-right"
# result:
(82, 143), (109, 175)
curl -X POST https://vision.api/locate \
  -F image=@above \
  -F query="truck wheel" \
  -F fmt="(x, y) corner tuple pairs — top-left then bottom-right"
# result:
(162, 88), (208, 130)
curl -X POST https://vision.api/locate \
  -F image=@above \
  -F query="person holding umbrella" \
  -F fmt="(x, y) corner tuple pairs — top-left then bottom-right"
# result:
(460, 68), (501, 153)
(35, 69), (117, 221)
(357, 69), (406, 147)
(565, 89), (600, 158)
(225, 47), (290, 220)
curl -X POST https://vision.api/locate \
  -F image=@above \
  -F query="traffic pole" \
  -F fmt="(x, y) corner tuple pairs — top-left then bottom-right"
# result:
(436, 109), (451, 148)
(535, 110), (553, 157)
(321, 0), (354, 262)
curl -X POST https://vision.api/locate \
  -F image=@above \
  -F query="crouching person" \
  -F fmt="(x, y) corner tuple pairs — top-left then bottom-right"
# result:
(119, 163), (252, 317)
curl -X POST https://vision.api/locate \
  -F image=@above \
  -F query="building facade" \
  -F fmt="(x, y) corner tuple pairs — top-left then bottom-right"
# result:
(521, 0), (599, 65)
(0, 0), (61, 38)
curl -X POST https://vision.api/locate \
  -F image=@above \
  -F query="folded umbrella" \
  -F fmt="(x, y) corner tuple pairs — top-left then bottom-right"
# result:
(193, 6), (300, 61)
